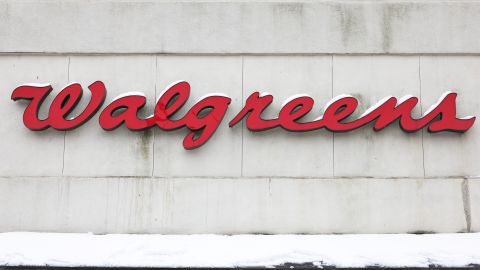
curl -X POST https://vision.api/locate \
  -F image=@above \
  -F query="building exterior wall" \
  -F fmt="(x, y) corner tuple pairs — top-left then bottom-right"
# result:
(0, 0), (479, 234)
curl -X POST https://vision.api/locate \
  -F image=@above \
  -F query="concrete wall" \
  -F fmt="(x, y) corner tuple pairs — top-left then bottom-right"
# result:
(0, 0), (479, 234)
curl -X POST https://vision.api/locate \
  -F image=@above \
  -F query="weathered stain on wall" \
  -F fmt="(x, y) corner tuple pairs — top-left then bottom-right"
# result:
(0, 0), (479, 234)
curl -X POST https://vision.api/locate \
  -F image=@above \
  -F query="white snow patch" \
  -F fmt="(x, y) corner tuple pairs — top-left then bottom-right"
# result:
(423, 91), (453, 116)
(156, 80), (188, 103)
(313, 94), (354, 121)
(422, 91), (475, 120)
(281, 94), (312, 107)
(323, 94), (354, 114)
(196, 93), (230, 103)
(360, 96), (394, 118)
(111, 91), (146, 102)
(1, 233), (479, 268)
(22, 82), (80, 90)
(397, 94), (415, 105)
(62, 82), (82, 90)
(359, 95), (417, 118)
(16, 83), (52, 88)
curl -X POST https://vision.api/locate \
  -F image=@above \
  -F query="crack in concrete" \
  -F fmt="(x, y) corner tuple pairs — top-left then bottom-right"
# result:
(461, 178), (472, 232)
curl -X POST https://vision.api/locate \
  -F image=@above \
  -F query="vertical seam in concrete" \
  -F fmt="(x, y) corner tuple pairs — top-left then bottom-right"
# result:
(62, 129), (66, 175)
(418, 56), (426, 178)
(462, 178), (472, 232)
(62, 56), (71, 175)
(205, 179), (210, 231)
(331, 55), (335, 178)
(241, 56), (244, 177)
(268, 178), (272, 196)
(152, 55), (158, 178)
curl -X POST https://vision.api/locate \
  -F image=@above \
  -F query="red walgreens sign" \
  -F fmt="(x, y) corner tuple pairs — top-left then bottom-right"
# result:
(12, 81), (475, 149)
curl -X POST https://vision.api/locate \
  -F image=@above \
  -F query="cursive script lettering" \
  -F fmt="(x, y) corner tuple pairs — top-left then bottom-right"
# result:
(11, 81), (475, 149)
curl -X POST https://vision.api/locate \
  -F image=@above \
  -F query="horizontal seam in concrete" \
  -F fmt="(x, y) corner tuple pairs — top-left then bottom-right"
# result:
(0, 176), (474, 180)
(2, 52), (480, 56)
(17, 0), (480, 2)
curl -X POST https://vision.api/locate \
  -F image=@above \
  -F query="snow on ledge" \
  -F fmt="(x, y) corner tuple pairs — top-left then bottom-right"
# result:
(0, 233), (480, 268)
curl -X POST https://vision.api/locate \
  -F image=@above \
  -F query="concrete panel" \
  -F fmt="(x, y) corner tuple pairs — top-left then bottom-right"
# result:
(160, 178), (272, 234)
(332, 55), (423, 177)
(64, 56), (156, 177)
(242, 56), (333, 177)
(470, 179), (480, 232)
(154, 56), (242, 177)
(420, 56), (480, 177)
(0, 177), (466, 234)
(265, 178), (466, 234)
(0, 55), (68, 176)
(1, 1), (480, 54)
